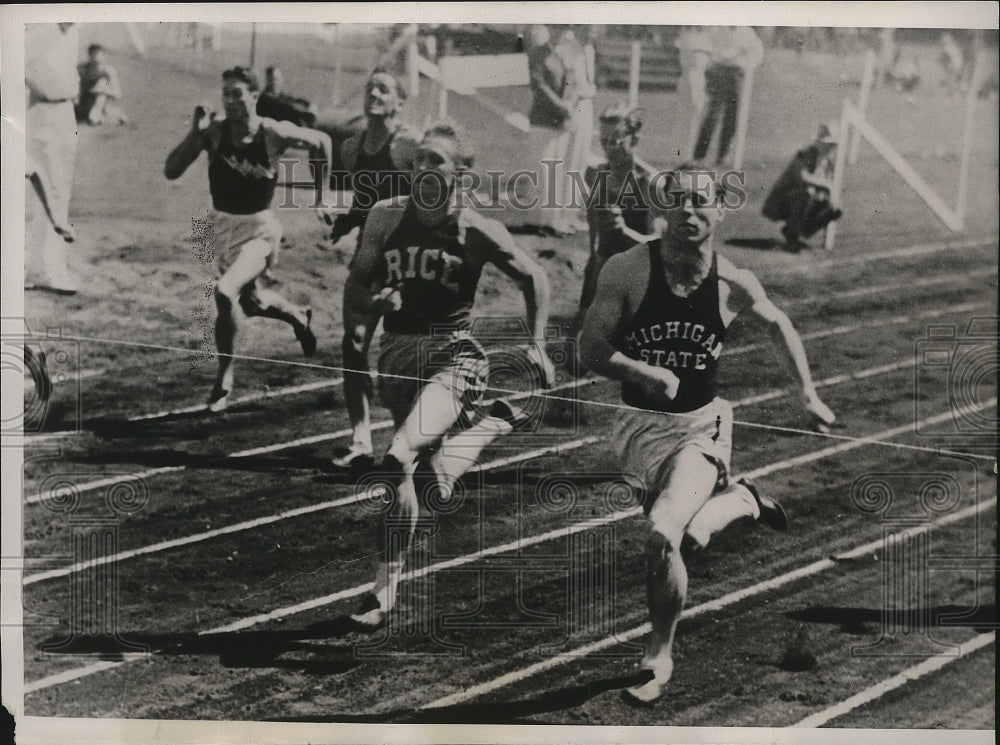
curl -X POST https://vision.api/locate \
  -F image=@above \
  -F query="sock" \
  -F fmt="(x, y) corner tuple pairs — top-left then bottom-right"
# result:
(684, 484), (759, 548)
(372, 559), (406, 611)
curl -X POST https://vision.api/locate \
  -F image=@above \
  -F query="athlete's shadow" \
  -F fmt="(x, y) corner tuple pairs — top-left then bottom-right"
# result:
(726, 237), (788, 251)
(35, 616), (366, 676)
(73, 447), (347, 475)
(786, 604), (997, 634)
(85, 405), (271, 441)
(86, 411), (227, 441)
(269, 670), (654, 723)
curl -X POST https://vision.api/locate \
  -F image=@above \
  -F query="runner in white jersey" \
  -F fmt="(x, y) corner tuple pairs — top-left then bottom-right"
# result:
(165, 66), (332, 411)
(580, 168), (835, 705)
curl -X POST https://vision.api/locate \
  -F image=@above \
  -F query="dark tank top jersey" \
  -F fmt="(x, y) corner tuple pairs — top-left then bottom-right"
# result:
(379, 205), (482, 336)
(350, 129), (412, 229)
(208, 125), (277, 214)
(612, 241), (727, 413)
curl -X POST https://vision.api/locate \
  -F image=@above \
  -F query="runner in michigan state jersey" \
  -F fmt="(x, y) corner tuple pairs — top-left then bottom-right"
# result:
(580, 168), (835, 705)
(165, 66), (332, 412)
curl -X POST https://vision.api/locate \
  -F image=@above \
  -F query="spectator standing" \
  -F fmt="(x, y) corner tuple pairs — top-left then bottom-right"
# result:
(690, 26), (763, 166)
(527, 25), (575, 236)
(25, 22), (80, 295)
(573, 105), (656, 333)
(563, 25), (599, 232)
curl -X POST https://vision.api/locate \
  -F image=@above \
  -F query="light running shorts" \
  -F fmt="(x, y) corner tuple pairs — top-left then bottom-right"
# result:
(613, 397), (734, 512)
(209, 209), (282, 276)
(377, 330), (489, 427)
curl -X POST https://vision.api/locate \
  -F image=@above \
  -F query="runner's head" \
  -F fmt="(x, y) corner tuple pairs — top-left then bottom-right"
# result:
(87, 43), (106, 67)
(364, 67), (406, 120)
(652, 168), (725, 252)
(412, 120), (475, 214)
(222, 66), (261, 123)
(598, 104), (643, 166)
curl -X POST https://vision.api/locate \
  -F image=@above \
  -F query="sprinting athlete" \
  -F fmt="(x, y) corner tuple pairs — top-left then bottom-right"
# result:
(344, 120), (555, 629)
(319, 68), (420, 470)
(580, 168), (835, 705)
(165, 66), (332, 411)
(573, 104), (657, 334)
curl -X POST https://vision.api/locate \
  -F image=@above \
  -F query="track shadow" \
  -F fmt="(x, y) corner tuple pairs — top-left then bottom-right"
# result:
(786, 604), (997, 634)
(73, 448), (338, 474)
(35, 615), (368, 675)
(268, 670), (653, 724)
(506, 224), (551, 236)
(726, 236), (819, 254)
(87, 412), (223, 441)
(725, 237), (786, 251)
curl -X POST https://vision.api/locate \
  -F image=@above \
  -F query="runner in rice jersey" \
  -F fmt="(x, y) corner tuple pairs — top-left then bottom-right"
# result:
(344, 120), (556, 629)
(165, 66), (332, 412)
(319, 68), (420, 470)
(580, 168), (835, 705)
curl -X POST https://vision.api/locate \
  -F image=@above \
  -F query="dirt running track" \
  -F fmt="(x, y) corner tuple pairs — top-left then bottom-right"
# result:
(13, 22), (999, 739)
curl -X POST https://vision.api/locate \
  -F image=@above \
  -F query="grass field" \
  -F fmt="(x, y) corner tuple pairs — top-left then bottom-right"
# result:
(14, 22), (999, 736)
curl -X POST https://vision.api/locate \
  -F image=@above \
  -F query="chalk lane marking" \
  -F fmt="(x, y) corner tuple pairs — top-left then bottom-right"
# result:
(22, 352), (968, 580)
(792, 632), (996, 728)
(23, 400), (995, 695)
(24, 297), (990, 505)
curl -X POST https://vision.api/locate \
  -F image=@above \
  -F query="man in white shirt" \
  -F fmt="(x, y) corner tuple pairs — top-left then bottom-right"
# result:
(689, 26), (764, 166)
(562, 26), (599, 232)
(25, 22), (80, 295)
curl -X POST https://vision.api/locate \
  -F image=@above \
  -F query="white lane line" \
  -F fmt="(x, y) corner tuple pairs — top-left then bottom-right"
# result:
(770, 236), (995, 275)
(420, 497), (996, 710)
(25, 297), (986, 443)
(723, 301), (986, 359)
(21, 355), (939, 582)
(129, 377), (345, 422)
(781, 270), (983, 304)
(22, 374), (584, 506)
(736, 358), (915, 407)
(29, 235), (991, 391)
(25, 293), (989, 503)
(23, 436), (602, 586)
(793, 632), (996, 728)
(22, 245), (992, 438)
(23, 400), (994, 695)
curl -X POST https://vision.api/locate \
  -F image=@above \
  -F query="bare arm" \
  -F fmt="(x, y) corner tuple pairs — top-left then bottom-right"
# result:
(476, 219), (551, 341)
(263, 118), (333, 173)
(722, 261), (835, 424)
(164, 108), (211, 180)
(579, 252), (680, 401)
(343, 202), (392, 317)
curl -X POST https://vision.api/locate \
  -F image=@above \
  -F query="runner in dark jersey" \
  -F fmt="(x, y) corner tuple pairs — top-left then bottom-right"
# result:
(573, 105), (657, 334)
(580, 169), (835, 705)
(165, 66), (332, 412)
(343, 121), (556, 630)
(318, 69), (420, 470)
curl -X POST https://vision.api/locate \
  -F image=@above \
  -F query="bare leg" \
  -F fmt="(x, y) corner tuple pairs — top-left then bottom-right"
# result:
(360, 380), (465, 624)
(209, 242), (269, 410)
(683, 481), (759, 549)
(626, 448), (719, 704)
(88, 93), (109, 125)
(425, 413), (513, 497)
(338, 305), (379, 463)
